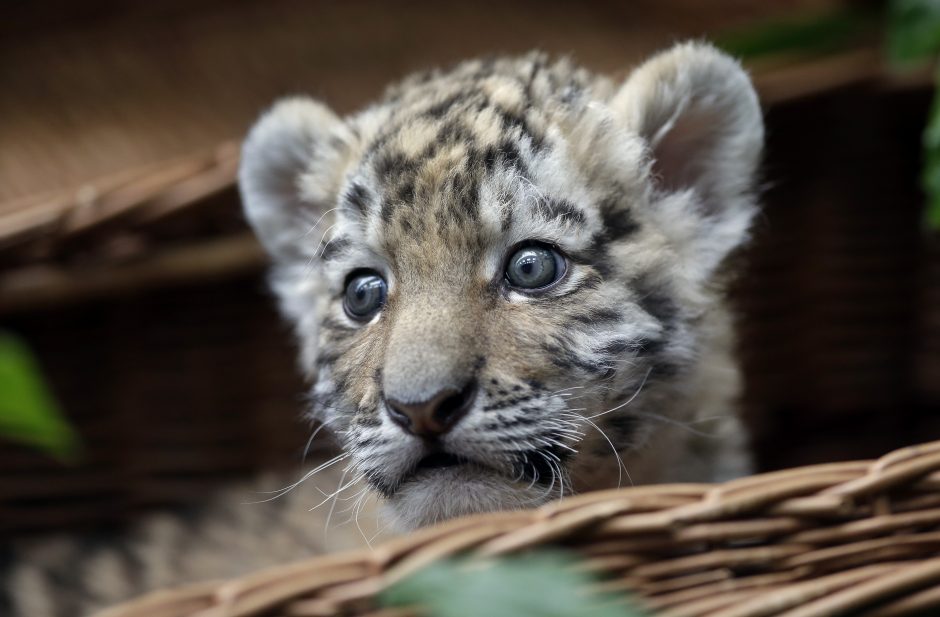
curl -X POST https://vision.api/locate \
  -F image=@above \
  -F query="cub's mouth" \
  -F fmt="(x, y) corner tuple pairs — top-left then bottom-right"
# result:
(385, 448), (563, 530)
(400, 451), (500, 484)
(403, 449), (562, 486)
(414, 451), (470, 471)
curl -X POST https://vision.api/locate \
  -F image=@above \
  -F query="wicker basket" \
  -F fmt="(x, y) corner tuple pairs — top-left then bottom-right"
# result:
(96, 440), (940, 617)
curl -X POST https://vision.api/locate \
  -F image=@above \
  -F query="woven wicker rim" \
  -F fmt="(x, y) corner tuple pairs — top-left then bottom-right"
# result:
(96, 441), (940, 617)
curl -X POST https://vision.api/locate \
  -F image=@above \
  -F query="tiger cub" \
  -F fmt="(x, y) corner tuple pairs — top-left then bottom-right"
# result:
(240, 41), (762, 529)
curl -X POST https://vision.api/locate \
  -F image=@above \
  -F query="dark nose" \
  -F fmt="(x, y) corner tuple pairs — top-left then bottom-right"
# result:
(385, 381), (477, 438)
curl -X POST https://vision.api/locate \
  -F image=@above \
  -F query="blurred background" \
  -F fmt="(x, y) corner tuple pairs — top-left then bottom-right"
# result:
(0, 0), (938, 540)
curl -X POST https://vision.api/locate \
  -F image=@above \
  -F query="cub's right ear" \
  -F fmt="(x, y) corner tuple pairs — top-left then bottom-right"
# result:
(239, 97), (354, 262)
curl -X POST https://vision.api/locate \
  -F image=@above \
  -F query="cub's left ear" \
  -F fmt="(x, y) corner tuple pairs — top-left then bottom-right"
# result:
(612, 42), (764, 280)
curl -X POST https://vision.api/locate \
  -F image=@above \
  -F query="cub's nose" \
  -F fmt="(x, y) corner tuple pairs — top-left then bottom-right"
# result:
(385, 381), (477, 438)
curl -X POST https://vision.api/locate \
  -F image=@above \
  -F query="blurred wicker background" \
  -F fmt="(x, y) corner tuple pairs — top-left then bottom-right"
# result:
(0, 0), (938, 538)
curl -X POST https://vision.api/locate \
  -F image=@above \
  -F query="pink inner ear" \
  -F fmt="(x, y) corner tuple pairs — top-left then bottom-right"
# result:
(649, 101), (725, 202)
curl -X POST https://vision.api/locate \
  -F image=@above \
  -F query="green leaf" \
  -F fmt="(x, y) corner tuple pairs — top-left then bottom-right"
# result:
(923, 148), (940, 229)
(888, 0), (940, 64)
(925, 190), (940, 229)
(0, 331), (80, 461)
(380, 553), (645, 617)
(718, 9), (874, 60)
(920, 71), (940, 231)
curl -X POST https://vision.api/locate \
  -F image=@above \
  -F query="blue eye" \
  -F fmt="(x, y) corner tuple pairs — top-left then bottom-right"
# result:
(505, 244), (566, 290)
(344, 272), (387, 320)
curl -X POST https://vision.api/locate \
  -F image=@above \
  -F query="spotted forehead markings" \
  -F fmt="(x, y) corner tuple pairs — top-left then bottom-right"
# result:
(341, 182), (372, 217)
(326, 62), (610, 268)
(367, 87), (546, 170)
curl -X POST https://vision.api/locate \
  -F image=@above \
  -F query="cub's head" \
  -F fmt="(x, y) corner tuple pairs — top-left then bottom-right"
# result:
(240, 43), (762, 529)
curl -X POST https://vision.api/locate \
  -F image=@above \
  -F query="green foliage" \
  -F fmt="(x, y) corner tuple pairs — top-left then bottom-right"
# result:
(887, 0), (940, 230)
(719, 9), (873, 60)
(887, 0), (940, 229)
(380, 553), (645, 617)
(887, 0), (940, 64)
(721, 2), (940, 231)
(0, 331), (79, 461)
(924, 84), (940, 230)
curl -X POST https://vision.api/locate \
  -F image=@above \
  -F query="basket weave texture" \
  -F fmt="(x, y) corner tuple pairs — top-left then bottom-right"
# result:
(97, 441), (940, 617)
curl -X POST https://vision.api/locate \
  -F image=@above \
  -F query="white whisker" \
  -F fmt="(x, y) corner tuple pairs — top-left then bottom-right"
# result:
(353, 489), (373, 549)
(323, 465), (352, 538)
(311, 468), (361, 512)
(631, 411), (724, 438)
(581, 416), (632, 488)
(302, 418), (339, 463)
(587, 367), (652, 420)
(244, 452), (350, 504)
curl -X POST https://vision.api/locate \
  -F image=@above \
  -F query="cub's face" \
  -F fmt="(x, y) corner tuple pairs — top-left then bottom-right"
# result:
(240, 44), (763, 528)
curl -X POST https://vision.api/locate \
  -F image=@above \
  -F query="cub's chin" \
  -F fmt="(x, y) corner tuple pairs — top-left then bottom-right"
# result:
(383, 464), (552, 530)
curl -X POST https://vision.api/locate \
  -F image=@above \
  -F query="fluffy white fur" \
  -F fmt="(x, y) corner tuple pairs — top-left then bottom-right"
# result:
(612, 43), (763, 283)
